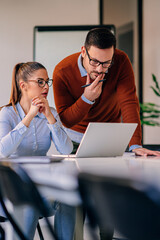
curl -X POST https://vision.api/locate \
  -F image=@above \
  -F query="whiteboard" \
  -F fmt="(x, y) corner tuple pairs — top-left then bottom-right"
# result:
(34, 25), (115, 107)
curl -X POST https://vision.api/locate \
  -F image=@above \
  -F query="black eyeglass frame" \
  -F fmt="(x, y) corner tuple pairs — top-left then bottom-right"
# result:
(85, 48), (113, 68)
(27, 79), (53, 88)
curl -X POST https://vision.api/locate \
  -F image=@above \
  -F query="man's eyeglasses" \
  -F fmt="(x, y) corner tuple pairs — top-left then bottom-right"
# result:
(28, 79), (53, 88)
(86, 48), (113, 68)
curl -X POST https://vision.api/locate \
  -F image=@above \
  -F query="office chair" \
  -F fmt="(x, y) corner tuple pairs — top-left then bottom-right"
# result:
(0, 219), (5, 240)
(0, 213), (43, 240)
(78, 172), (160, 240)
(0, 162), (57, 240)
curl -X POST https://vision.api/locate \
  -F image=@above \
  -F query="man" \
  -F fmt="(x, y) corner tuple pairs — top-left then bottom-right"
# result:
(53, 27), (160, 240)
(53, 27), (160, 157)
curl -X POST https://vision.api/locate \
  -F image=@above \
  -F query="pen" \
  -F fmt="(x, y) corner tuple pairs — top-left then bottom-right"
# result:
(81, 79), (106, 88)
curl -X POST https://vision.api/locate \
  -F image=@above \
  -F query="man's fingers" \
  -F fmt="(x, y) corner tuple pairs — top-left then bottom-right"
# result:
(86, 73), (91, 85)
(133, 148), (160, 156)
(90, 74), (104, 88)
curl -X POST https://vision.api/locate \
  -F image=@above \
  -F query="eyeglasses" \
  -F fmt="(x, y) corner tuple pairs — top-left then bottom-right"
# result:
(86, 48), (113, 68)
(28, 79), (53, 88)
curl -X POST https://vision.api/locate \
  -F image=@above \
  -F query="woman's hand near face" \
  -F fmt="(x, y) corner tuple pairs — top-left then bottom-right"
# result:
(31, 96), (56, 124)
(29, 100), (40, 117)
(22, 102), (39, 127)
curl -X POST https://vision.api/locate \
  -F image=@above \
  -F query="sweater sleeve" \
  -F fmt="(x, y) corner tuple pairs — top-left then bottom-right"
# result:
(116, 53), (142, 146)
(53, 67), (92, 128)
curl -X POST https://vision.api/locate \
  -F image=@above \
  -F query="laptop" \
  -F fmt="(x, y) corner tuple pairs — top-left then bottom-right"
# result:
(75, 122), (138, 158)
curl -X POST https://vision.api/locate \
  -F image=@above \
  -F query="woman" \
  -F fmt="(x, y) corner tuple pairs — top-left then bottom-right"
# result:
(0, 62), (75, 239)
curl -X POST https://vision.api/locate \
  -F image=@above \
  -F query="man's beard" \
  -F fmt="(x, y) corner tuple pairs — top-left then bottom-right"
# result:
(89, 71), (106, 80)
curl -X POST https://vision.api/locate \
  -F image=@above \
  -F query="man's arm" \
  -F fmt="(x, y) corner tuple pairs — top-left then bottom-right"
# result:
(53, 68), (104, 128)
(53, 76), (90, 128)
(116, 54), (160, 156)
(116, 53), (142, 146)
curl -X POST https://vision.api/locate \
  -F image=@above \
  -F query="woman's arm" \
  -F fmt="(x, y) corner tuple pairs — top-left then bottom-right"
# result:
(47, 109), (73, 155)
(32, 97), (73, 155)
(0, 103), (39, 157)
(0, 108), (29, 157)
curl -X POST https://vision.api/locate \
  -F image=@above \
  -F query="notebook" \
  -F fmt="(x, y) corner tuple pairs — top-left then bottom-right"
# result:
(75, 122), (138, 158)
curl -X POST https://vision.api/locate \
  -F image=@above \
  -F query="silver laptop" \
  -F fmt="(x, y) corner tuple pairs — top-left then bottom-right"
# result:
(76, 122), (138, 158)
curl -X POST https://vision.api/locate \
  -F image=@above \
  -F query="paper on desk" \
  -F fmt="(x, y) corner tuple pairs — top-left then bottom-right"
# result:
(0, 155), (64, 164)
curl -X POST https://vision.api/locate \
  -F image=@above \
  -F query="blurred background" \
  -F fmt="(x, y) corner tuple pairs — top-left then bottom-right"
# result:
(0, 0), (159, 145)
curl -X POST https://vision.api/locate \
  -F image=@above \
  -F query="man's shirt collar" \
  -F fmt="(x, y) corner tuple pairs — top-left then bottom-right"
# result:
(78, 54), (87, 77)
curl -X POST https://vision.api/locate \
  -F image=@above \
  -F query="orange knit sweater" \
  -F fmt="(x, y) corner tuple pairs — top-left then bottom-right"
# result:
(53, 49), (142, 147)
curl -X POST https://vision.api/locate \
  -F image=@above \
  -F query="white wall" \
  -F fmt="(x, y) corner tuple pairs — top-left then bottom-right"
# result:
(103, 0), (137, 27)
(103, 0), (138, 90)
(0, 0), (99, 107)
(103, 0), (160, 144)
(1, 0), (160, 145)
(143, 0), (160, 144)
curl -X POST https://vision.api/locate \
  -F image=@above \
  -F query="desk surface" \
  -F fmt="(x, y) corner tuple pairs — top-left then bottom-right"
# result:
(5, 153), (160, 206)
(77, 153), (160, 185)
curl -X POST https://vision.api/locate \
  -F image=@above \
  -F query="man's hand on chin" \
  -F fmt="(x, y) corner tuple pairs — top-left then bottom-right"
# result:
(132, 147), (160, 156)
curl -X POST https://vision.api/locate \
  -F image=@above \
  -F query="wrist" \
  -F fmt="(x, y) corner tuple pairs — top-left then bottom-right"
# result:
(27, 111), (37, 121)
(46, 113), (56, 124)
(83, 94), (94, 102)
(129, 145), (142, 152)
(82, 94), (95, 104)
(22, 113), (34, 127)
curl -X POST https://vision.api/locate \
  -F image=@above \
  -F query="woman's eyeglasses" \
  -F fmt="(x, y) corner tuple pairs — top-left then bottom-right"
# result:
(28, 79), (53, 88)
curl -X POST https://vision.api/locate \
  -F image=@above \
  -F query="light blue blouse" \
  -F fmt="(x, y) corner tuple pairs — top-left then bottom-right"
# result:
(0, 102), (73, 157)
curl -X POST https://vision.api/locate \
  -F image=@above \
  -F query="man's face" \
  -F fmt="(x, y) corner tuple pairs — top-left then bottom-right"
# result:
(81, 45), (114, 80)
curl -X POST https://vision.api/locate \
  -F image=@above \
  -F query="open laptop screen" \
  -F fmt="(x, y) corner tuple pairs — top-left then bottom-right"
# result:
(76, 123), (137, 158)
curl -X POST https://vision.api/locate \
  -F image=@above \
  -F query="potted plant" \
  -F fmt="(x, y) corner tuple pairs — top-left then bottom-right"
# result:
(140, 74), (160, 126)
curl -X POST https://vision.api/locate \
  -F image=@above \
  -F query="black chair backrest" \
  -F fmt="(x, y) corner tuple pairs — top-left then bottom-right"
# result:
(0, 162), (57, 240)
(78, 172), (160, 240)
(0, 163), (52, 216)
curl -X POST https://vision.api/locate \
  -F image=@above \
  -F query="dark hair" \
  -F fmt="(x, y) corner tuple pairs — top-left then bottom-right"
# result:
(1, 62), (46, 111)
(85, 27), (116, 50)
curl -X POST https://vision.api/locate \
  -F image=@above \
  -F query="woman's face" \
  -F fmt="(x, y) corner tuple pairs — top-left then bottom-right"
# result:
(25, 68), (50, 100)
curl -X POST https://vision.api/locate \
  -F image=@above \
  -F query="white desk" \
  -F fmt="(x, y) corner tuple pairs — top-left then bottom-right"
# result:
(20, 152), (160, 205)
(77, 153), (160, 185)
(2, 153), (160, 240)
(22, 159), (80, 206)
